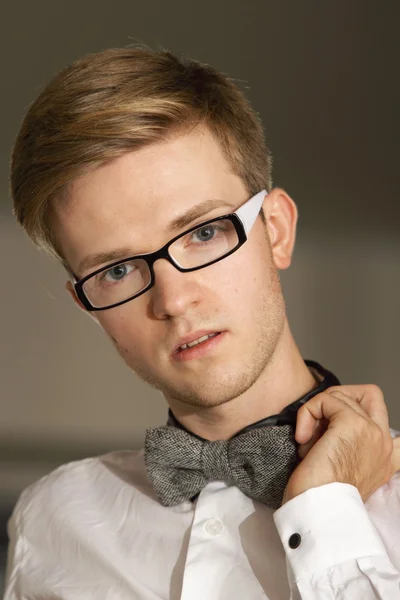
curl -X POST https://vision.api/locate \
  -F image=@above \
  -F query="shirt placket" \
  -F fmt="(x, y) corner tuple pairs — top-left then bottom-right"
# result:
(179, 481), (269, 600)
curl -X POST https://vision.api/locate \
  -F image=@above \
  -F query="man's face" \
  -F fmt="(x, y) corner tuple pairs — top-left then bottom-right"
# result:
(54, 127), (290, 409)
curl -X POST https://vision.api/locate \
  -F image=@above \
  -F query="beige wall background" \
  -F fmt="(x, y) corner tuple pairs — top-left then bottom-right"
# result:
(1, 1), (399, 518)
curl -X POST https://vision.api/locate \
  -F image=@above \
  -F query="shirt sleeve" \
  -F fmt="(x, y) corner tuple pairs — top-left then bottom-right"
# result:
(273, 482), (400, 599)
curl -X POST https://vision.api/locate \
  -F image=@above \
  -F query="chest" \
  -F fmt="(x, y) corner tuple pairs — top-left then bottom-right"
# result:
(120, 482), (291, 599)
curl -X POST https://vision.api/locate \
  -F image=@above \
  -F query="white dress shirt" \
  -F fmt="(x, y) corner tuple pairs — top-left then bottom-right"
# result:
(4, 427), (400, 599)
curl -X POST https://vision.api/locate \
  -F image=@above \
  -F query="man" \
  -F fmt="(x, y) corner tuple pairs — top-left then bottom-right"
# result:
(4, 47), (400, 599)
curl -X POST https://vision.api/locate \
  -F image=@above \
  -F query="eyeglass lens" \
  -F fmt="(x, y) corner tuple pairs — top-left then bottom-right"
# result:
(82, 218), (239, 308)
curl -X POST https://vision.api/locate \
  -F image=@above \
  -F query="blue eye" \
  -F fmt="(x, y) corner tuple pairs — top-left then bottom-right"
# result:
(104, 263), (134, 283)
(192, 225), (216, 242)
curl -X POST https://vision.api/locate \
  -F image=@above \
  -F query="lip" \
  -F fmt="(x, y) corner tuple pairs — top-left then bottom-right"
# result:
(172, 329), (224, 356)
(172, 331), (226, 362)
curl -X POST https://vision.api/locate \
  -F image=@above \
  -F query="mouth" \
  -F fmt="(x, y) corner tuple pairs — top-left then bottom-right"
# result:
(172, 331), (226, 362)
(178, 332), (220, 351)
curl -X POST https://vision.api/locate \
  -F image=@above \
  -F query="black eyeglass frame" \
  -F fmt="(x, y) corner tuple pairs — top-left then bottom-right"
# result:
(74, 212), (249, 311)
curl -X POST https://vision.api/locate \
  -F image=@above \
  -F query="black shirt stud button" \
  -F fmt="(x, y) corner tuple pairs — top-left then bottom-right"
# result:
(289, 533), (301, 549)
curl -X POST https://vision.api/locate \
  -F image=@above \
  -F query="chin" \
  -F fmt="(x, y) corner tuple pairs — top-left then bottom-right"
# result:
(162, 369), (260, 409)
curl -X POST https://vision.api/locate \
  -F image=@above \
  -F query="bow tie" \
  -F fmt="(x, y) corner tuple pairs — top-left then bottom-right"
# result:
(145, 360), (339, 509)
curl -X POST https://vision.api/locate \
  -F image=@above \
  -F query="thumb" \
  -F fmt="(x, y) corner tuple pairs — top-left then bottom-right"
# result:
(297, 419), (327, 460)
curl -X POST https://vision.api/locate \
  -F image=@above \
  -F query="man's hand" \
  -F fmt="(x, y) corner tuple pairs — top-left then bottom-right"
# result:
(283, 384), (400, 504)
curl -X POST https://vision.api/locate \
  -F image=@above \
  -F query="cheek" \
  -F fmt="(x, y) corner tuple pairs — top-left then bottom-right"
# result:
(96, 310), (147, 355)
(215, 238), (271, 297)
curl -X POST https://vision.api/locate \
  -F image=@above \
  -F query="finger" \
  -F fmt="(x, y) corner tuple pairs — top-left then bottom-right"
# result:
(295, 391), (360, 445)
(298, 418), (328, 459)
(328, 384), (389, 432)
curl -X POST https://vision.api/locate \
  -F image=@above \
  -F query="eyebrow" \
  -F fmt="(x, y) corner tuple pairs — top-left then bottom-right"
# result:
(75, 198), (233, 277)
(167, 198), (233, 232)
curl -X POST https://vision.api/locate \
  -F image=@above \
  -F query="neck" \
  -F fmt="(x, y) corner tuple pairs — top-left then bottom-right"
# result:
(166, 320), (319, 441)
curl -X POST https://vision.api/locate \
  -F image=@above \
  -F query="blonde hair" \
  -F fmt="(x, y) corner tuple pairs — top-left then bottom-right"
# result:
(11, 47), (273, 262)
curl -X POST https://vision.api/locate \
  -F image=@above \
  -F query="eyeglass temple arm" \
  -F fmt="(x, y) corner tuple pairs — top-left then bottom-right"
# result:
(235, 189), (267, 235)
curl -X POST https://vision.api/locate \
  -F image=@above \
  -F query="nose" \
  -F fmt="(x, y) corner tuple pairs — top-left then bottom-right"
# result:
(150, 259), (200, 319)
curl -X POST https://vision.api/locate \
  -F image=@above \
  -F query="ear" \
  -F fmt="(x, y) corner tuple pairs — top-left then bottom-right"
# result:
(66, 280), (100, 324)
(262, 188), (298, 270)
(66, 280), (89, 312)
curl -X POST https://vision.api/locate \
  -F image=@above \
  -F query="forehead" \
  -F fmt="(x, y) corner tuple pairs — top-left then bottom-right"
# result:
(53, 127), (247, 271)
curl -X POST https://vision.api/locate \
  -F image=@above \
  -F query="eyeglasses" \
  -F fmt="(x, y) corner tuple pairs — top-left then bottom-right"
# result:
(74, 189), (267, 311)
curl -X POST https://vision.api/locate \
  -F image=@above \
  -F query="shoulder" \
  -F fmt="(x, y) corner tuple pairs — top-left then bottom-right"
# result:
(5, 451), (159, 593)
(10, 448), (152, 529)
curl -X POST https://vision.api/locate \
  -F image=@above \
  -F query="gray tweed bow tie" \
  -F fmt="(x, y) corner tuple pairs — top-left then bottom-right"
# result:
(145, 361), (339, 509)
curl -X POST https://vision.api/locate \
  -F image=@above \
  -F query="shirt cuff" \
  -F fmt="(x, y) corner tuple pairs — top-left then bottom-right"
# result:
(273, 482), (388, 581)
